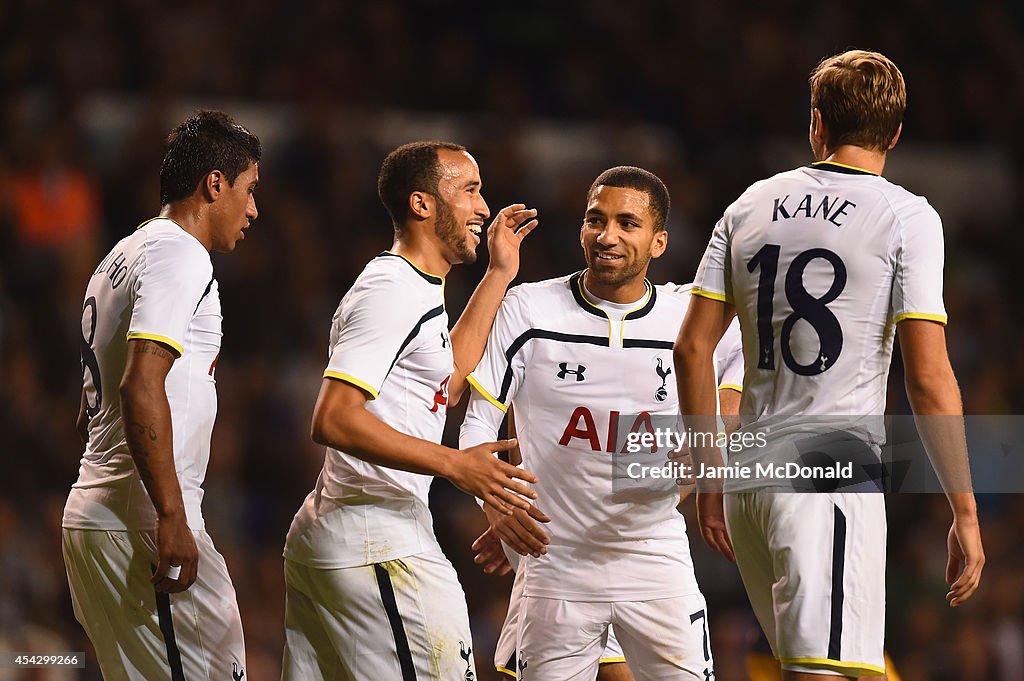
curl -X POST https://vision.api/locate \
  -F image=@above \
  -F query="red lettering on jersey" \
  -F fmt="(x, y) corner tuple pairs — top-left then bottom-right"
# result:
(606, 410), (620, 453)
(429, 376), (450, 413)
(558, 406), (601, 451)
(622, 412), (655, 453)
(209, 352), (220, 377)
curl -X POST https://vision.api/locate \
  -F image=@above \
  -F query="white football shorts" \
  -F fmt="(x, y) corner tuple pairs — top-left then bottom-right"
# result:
(62, 527), (246, 681)
(516, 593), (714, 680)
(725, 491), (886, 677)
(282, 545), (476, 681)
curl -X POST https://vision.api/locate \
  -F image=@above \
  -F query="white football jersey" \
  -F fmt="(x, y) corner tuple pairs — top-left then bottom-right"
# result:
(461, 273), (709, 602)
(693, 161), (946, 478)
(285, 252), (454, 569)
(63, 218), (221, 531)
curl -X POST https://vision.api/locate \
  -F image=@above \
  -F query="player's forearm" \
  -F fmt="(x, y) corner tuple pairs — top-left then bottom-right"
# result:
(313, 404), (457, 478)
(119, 382), (186, 520)
(674, 341), (724, 489)
(449, 268), (514, 404)
(905, 371), (977, 517)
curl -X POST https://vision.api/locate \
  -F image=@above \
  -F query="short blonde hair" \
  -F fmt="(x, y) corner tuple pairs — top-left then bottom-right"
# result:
(809, 50), (906, 152)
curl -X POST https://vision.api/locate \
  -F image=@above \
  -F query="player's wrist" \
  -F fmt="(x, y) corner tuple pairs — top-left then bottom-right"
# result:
(482, 263), (517, 285)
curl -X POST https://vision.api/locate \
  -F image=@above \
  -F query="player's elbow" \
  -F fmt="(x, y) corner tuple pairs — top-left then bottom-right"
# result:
(310, 407), (356, 450)
(904, 363), (962, 415)
(672, 335), (713, 372)
(118, 372), (158, 411)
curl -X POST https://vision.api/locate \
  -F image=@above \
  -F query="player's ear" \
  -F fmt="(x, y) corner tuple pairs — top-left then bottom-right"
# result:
(409, 191), (432, 221)
(203, 170), (224, 202)
(810, 108), (829, 146)
(888, 123), (903, 151)
(651, 228), (668, 259)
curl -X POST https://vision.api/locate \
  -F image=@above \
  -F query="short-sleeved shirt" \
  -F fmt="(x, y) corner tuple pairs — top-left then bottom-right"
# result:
(284, 252), (453, 569)
(692, 161), (946, 480)
(63, 218), (220, 531)
(460, 273), (712, 602)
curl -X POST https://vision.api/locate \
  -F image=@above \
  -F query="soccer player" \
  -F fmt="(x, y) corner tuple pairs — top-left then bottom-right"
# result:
(62, 110), (260, 680)
(281, 141), (539, 681)
(473, 326), (742, 681)
(675, 49), (985, 680)
(460, 166), (717, 681)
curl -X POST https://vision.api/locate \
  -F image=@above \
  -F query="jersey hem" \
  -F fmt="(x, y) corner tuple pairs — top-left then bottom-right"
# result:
(323, 371), (380, 399)
(892, 311), (948, 325)
(126, 332), (184, 356)
(780, 657), (885, 676)
(467, 374), (508, 413)
(691, 287), (732, 304)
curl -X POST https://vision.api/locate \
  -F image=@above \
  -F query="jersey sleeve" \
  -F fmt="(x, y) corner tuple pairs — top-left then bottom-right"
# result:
(463, 287), (532, 415)
(127, 236), (213, 356)
(459, 289), (530, 452)
(324, 270), (442, 400)
(715, 316), (744, 391)
(890, 201), (948, 325)
(692, 214), (734, 304)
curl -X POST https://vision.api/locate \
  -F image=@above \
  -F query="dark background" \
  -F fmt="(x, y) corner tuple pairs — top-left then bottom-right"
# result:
(1, 1), (1022, 679)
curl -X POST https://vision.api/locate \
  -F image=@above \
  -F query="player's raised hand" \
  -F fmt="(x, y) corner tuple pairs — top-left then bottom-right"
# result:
(946, 516), (984, 607)
(471, 527), (513, 576)
(484, 500), (551, 558)
(696, 492), (735, 562)
(485, 204), (539, 279)
(452, 439), (539, 514)
(151, 513), (199, 593)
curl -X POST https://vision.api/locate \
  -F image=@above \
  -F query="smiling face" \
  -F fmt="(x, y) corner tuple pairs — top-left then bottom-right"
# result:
(432, 149), (490, 264)
(208, 161), (259, 252)
(580, 185), (667, 298)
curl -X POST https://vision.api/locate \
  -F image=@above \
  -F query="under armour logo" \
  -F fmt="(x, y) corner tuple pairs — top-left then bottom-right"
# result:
(459, 640), (474, 680)
(655, 357), (672, 402)
(703, 668), (714, 680)
(518, 656), (529, 674)
(557, 363), (586, 381)
(819, 353), (829, 371)
(231, 661), (245, 680)
(441, 332), (449, 348)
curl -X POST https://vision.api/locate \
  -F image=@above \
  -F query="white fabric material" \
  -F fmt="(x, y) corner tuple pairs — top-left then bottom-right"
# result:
(460, 274), (701, 602)
(516, 593), (714, 680)
(64, 218), (219, 532)
(62, 527), (245, 681)
(285, 253), (452, 569)
(725, 491), (886, 676)
(282, 548), (475, 681)
(692, 164), (947, 488)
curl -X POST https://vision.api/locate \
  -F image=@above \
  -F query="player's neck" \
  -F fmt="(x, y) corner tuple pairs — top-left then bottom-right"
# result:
(583, 270), (648, 305)
(389, 233), (451, 279)
(820, 145), (887, 176)
(159, 202), (212, 251)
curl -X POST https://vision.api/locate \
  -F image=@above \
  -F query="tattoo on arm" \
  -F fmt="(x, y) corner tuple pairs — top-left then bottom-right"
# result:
(125, 419), (159, 463)
(133, 340), (176, 363)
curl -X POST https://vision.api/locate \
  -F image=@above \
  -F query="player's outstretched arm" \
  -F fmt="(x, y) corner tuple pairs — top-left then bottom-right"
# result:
(311, 377), (538, 514)
(898, 319), (984, 607)
(674, 295), (736, 561)
(120, 339), (198, 593)
(449, 204), (539, 405)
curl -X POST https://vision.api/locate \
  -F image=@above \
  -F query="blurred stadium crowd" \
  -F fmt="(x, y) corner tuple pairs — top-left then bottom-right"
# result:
(1, 1), (1023, 679)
